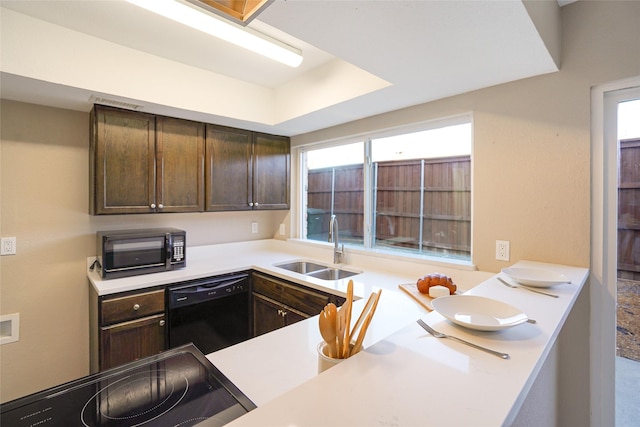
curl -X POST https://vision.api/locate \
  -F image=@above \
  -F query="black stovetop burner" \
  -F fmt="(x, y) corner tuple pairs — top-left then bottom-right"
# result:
(1, 344), (256, 426)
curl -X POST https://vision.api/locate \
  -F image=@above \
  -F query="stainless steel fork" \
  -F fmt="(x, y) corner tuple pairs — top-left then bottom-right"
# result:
(416, 319), (510, 359)
(497, 277), (559, 298)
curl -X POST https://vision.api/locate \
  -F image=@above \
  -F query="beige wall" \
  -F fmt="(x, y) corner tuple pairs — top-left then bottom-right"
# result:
(0, 100), (287, 402)
(292, 1), (639, 274)
(290, 3), (638, 423)
(0, 0), (638, 412)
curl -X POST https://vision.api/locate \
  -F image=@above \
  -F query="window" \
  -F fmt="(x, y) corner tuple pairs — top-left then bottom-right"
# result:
(301, 117), (472, 262)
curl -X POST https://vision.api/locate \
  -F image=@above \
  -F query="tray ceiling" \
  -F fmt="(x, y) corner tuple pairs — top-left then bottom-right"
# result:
(0, 0), (564, 136)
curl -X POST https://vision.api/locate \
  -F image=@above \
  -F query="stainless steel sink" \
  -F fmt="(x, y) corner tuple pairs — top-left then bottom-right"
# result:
(274, 261), (361, 281)
(274, 261), (328, 274)
(307, 268), (360, 281)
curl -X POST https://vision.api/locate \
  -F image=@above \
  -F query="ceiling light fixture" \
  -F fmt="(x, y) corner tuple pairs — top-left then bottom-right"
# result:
(126, 0), (303, 67)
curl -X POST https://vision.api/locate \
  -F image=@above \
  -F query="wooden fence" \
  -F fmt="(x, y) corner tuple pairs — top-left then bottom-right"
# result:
(618, 138), (640, 280)
(307, 156), (471, 257)
(307, 164), (364, 241)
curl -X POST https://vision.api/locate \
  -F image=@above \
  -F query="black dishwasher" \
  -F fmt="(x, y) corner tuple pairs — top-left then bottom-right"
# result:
(168, 272), (251, 355)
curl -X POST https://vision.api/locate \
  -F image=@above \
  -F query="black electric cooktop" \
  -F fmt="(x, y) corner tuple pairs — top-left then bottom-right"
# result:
(1, 344), (256, 427)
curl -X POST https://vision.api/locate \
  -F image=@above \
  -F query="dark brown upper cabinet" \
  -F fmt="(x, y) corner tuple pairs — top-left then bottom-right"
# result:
(155, 116), (205, 213)
(90, 105), (204, 215)
(205, 125), (290, 211)
(90, 106), (288, 215)
(252, 132), (290, 210)
(205, 125), (252, 211)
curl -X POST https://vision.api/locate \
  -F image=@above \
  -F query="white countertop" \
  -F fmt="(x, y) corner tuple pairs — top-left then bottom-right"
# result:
(88, 240), (588, 426)
(88, 239), (491, 299)
(211, 260), (587, 427)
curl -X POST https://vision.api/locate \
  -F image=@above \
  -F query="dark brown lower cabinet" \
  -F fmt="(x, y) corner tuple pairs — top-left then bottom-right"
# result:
(90, 287), (167, 373)
(253, 293), (307, 336)
(89, 271), (345, 372)
(100, 314), (166, 370)
(252, 272), (345, 337)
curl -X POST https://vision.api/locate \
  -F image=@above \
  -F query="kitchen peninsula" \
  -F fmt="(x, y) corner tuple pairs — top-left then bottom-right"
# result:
(88, 239), (588, 426)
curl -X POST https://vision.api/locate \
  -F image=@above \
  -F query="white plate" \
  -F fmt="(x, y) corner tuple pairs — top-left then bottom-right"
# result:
(501, 267), (570, 288)
(431, 295), (528, 331)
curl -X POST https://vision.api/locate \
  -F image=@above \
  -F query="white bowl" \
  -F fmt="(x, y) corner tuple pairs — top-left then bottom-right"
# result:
(502, 267), (570, 288)
(431, 295), (528, 331)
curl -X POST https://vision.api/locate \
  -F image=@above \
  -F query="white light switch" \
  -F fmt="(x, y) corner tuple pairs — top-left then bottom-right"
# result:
(251, 222), (258, 234)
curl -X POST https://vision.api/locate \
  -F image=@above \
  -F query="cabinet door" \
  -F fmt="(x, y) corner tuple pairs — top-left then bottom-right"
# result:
(252, 133), (290, 210)
(253, 293), (286, 336)
(91, 105), (156, 214)
(205, 125), (252, 211)
(156, 116), (205, 212)
(284, 308), (307, 327)
(100, 314), (166, 370)
(253, 293), (309, 337)
(252, 272), (330, 316)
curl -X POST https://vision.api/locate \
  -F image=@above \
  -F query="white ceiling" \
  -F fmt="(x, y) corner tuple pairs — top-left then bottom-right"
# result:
(0, 0), (566, 136)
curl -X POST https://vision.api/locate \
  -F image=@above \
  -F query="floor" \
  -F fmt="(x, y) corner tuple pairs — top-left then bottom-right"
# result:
(617, 279), (640, 360)
(616, 356), (640, 427)
(616, 278), (640, 427)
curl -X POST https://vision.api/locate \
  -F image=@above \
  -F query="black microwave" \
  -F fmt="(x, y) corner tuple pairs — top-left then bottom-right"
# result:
(96, 228), (186, 279)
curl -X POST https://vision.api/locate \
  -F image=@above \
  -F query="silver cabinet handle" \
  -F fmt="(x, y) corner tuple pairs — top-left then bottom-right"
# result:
(159, 320), (165, 326)
(133, 304), (140, 311)
(254, 202), (259, 206)
(249, 202), (254, 207)
(150, 203), (156, 209)
(158, 204), (163, 209)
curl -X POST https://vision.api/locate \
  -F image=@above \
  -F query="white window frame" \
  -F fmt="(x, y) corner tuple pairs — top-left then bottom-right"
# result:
(293, 113), (474, 265)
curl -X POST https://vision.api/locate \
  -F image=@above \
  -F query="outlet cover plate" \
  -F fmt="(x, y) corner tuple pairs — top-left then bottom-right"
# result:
(1, 237), (16, 255)
(496, 240), (510, 261)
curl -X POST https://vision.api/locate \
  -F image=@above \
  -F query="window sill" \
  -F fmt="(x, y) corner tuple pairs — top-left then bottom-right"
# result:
(286, 238), (478, 271)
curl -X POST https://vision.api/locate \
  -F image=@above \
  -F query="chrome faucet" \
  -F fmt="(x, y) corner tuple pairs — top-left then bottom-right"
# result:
(328, 215), (344, 264)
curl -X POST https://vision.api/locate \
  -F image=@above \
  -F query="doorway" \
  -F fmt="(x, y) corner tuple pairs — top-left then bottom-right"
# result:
(615, 98), (640, 427)
(591, 78), (640, 427)
(616, 99), (640, 360)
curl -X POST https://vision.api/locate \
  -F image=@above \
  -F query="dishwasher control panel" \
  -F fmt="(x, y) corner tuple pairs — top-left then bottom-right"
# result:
(168, 272), (249, 309)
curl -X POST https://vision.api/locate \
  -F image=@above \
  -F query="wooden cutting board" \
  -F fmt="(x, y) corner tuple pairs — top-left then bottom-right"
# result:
(398, 283), (458, 312)
(398, 283), (436, 311)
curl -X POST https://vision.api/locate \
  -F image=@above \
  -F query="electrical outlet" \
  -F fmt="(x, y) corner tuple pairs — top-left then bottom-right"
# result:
(251, 222), (258, 234)
(279, 223), (286, 236)
(1, 237), (17, 256)
(496, 240), (510, 261)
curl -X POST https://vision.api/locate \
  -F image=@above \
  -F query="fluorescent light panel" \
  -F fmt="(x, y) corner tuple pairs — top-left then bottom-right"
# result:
(126, 0), (303, 67)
